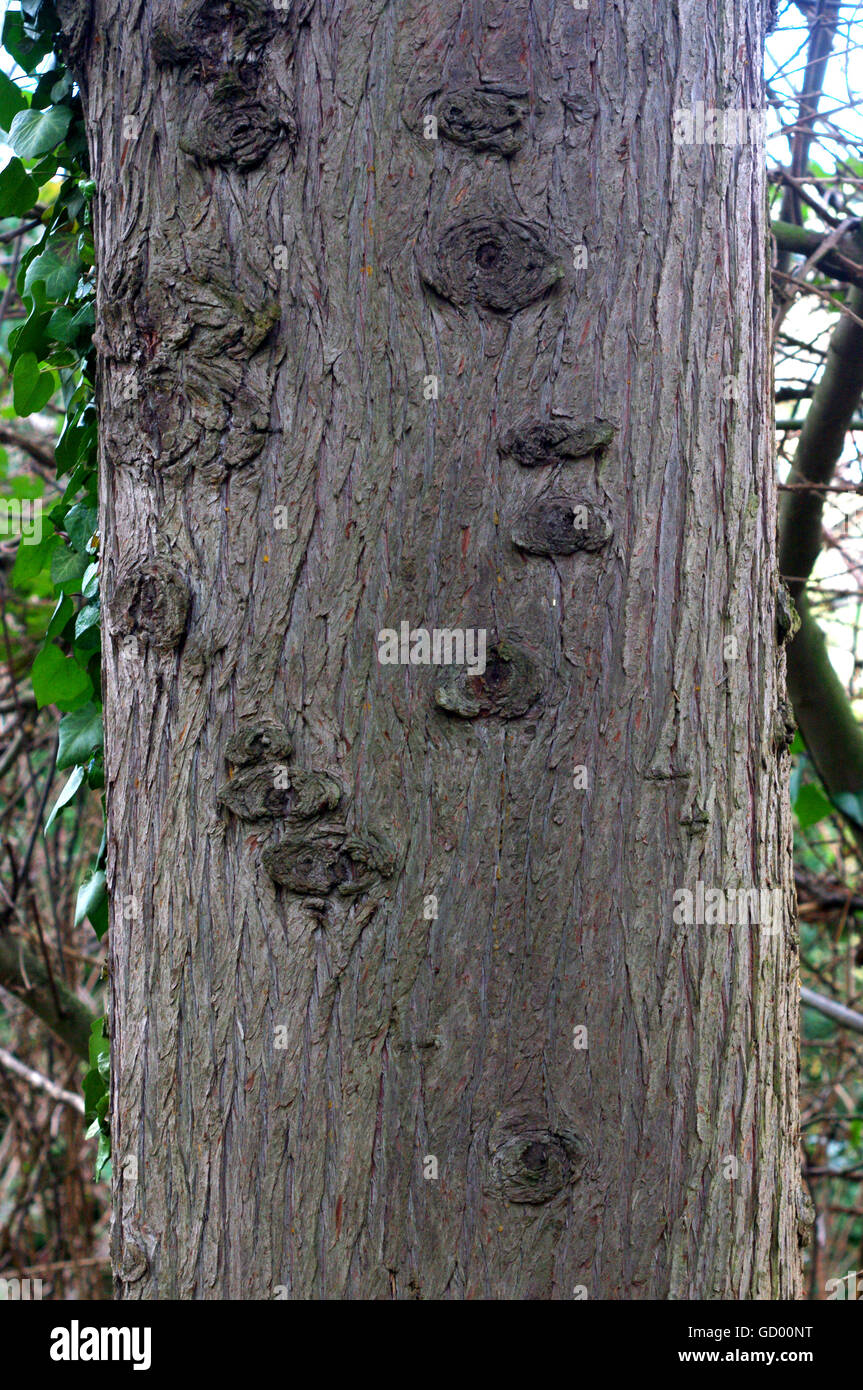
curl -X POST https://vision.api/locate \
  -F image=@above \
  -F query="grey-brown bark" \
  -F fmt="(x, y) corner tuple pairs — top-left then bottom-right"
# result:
(74, 0), (802, 1298)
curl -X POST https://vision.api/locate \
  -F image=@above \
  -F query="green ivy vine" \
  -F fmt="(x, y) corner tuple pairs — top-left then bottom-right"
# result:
(0, 0), (109, 1178)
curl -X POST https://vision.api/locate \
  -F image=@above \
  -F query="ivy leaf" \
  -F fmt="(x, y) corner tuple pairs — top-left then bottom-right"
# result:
(25, 240), (82, 302)
(44, 764), (85, 833)
(49, 301), (95, 343)
(2, 13), (54, 73)
(8, 104), (73, 158)
(74, 601), (100, 639)
(50, 71), (75, 104)
(31, 642), (93, 710)
(86, 754), (105, 790)
(63, 501), (98, 553)
(88, 1017), (110, 1071)
(81, 562), (99, 599)
(27, 151), (59, 184)
(793, 782), (834, 831)
(0, 71), (28, 131)
(95, 1133), (112, 1182)
(0, 156), (39, 217)
(8, 305), (52, 366)
(57, 703), (103, 771)
(46, 594), (74, 639)
(10, 526), (56, 587)
(50, 542), (89, 587)
(55, 413), (96, 476)
(75, 869), (109, 938)
(12, 352), (56, 416)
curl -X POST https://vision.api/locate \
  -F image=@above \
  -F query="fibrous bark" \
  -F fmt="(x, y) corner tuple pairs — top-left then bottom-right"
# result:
(72, 0), (801, 1298)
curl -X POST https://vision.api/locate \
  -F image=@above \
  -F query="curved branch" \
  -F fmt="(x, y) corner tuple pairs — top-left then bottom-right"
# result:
(779, 277), (863, 831)
(779, 284), (863, 597)
(801, 986), (863, 1036)
(0, 932), (94, 1061)
(771, 220), (863, 292)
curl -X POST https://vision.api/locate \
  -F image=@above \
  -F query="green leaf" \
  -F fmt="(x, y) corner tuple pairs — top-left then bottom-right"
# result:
(74, 601), (100, 639)
(0, 157), (39, 217)
(44, 764), (84, 832)
(9, 305), (52, 365)
(12, 352), (56, 416)
(31, 642), (93, 710)
(50, 72), (74, 105)
(24, 240), (81, 302)
(8, 105), (73, 159)
(0, 71), (28, 131)
(27, 151), (59, 183)
(88, 1016), (110, 1071)
(48, 301), (95, 343)
(57, 703), (103, 770)
(793, 782), (833, 831)
(10, 526), (55, 587)
(75, 869), (108, 938)
(81, 562), (99, 598)
(86, 754), (105, 790)
(55, 414), (96, 477)
(63, 501), (97, 553)
(95, 1133), (112, 1182)
(46, 594), (74, 639)
(50, 542), (89, 586)
(2, 13), (54, 73)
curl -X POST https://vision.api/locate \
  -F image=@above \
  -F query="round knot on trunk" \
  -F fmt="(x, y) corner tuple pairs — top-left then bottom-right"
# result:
(488, 1108), (585, 1205)
(180, 72), (297, 169)
(420, 216), (563, 313)
(108, 558), (190, 653)
(434, 641), (544, 720)
(263, 825), (396, 897)
(511, 497), (613, 555)
(218, 766), (343, 823)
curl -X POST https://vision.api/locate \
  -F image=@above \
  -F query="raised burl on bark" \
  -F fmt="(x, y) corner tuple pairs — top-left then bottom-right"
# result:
(499, 415), (615, 467)
(218, 766), (343, 822)
(179, 70), (297, 169)
(108, 558), (190, 653)
(436, 86), (529, 154)
(152, 0), (305, 169)
(773, 700), (796, 753)
(152, 0), (305, 68)
(420, 216), (563, 313)
(263, 825), (396, 896)
(511, 497), (613, 556)
(101, 238), (282, 476)
(776, 581), (801, 644)
(225, 720), (293, 767)
(435, 641), (544, 720)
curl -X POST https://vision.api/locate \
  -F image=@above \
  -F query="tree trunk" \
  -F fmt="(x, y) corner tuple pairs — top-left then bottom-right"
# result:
(71, 0), (803, 1298)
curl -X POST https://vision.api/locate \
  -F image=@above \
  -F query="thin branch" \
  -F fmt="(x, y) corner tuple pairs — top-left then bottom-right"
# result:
(801, 985), (863, 1035)
(0, 1045), (84, 1113)
(0, 931), (94, 1061)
